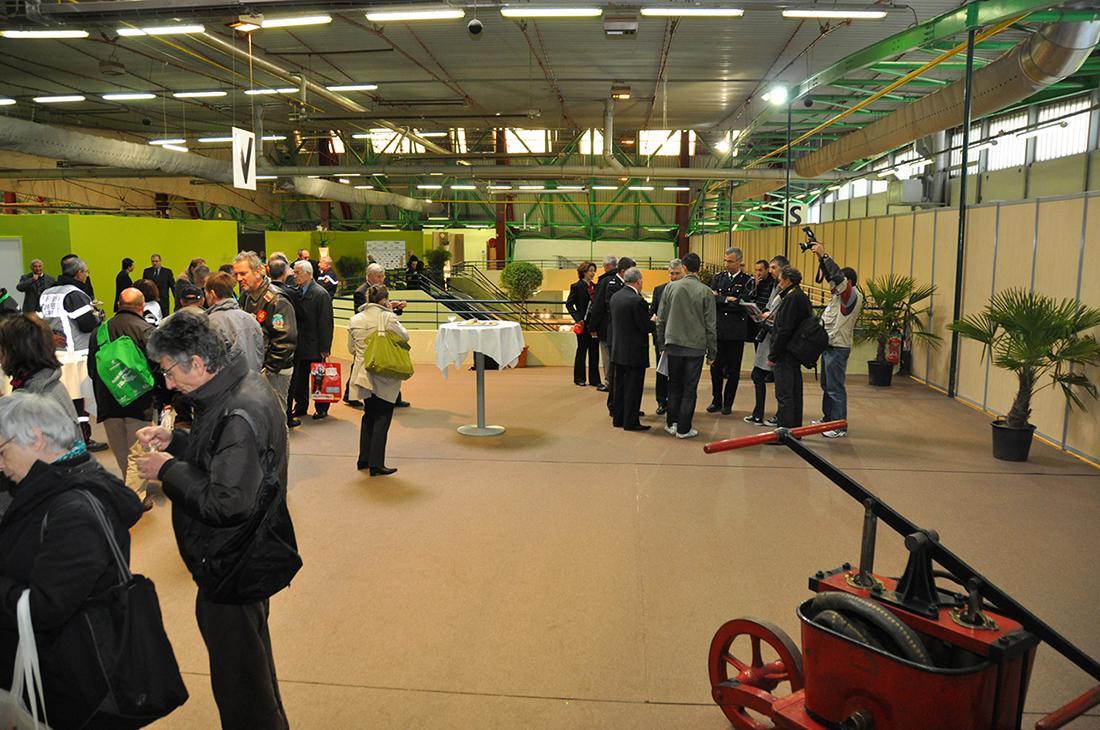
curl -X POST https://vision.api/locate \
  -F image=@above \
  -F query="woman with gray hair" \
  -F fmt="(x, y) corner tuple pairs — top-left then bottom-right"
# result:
(0, 391), (146, 728)
(0, 313), (82, 447)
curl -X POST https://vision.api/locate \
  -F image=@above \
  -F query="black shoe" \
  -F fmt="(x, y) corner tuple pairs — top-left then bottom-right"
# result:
(370, 466), (397, 476)
(345, 399), (364, 408)
(706, 403), (721, 413)
(85, 439), (109, 452)
(356, 461), (369, 470)
(638, 410), (646, 418)
(624, 424), (652, 432)
(395, 400), (411, 408)
(311, 412), (329, 420)
(287, 417), (302, 428)
(656, 405), (667, 415)
(575, 380), (587, 386)
(141, 495), (154, 512)
(595, 383), (609, 392)
(721, 407), (733, 416)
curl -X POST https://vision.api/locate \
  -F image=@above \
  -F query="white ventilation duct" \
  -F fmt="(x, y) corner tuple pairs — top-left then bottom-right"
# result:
(283, 177), (432, 213)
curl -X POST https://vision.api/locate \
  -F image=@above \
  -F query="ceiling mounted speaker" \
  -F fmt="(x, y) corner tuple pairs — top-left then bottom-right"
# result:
(604, 15), (639, 37)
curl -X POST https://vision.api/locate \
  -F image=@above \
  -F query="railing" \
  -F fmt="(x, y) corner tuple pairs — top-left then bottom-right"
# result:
(461, 256), (677, 271)
(333, 295), (571, 330)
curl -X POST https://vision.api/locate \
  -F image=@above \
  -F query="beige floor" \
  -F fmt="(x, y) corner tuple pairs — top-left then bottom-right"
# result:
(96, 362), (1100, 729)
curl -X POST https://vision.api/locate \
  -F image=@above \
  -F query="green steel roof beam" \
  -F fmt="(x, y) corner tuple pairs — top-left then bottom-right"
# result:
(869, 59), (991, 70)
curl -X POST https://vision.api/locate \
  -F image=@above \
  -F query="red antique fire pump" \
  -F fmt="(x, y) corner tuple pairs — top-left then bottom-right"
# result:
(703, 421), (1100, 730)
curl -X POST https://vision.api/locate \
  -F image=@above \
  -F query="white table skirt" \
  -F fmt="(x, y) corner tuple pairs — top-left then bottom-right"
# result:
(434, 321), (525, 376)
(1, 351), (91, 402)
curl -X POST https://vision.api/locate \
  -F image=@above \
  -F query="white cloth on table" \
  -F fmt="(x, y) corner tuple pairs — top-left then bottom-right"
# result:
(0, 352), (89, 403)
(434, 321), (525, 378)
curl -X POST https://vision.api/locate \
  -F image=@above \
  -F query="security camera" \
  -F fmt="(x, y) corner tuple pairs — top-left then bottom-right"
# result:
(467, 18), (483, 35)
(141, 117), (152, 126)
(803, 97), (814, 108)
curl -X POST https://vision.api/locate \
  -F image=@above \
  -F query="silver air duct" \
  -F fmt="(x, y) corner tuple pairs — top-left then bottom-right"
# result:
(282, 177), (432, 213)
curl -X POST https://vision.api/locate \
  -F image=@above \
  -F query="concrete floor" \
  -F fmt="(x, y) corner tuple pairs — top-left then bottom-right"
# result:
(104, 363), (1100, 729)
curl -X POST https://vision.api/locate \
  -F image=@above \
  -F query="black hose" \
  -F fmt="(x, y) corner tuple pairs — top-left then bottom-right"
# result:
(809, 592), (934, 666)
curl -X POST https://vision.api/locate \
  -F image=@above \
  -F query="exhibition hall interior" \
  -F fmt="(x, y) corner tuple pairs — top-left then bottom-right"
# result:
(1, 0), (1100, 727)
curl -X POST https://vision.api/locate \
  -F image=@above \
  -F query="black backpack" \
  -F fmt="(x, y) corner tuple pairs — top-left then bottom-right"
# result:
(788, 316), (830, 368)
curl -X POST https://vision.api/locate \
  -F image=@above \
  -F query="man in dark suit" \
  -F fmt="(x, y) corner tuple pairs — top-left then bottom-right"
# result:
(649, 259), (684, 415)
(585, 255), (618, 393)
(769, 266), (813, 428)
(142, 253), (175, 315)
(114, 257), (134, 311)
(589, 256), (635, 415)
(288, 260), (334, 422)
(708, 246), (754, 415)
(609, 267), (655, 431)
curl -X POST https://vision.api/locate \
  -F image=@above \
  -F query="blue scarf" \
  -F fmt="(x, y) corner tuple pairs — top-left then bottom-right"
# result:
(53, 440), (88, 463)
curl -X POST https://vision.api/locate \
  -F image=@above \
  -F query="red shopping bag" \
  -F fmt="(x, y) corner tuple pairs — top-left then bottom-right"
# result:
(309, 361), (343, 402)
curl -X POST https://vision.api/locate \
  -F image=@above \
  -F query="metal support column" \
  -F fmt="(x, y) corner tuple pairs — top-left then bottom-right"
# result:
(677, 128), (691, 257)
(947, 27), (976, 398)
(784, 100), (793, 257)
(494, 128), (508, 265)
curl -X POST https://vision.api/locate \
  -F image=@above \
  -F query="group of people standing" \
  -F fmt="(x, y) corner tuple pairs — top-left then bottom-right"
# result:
(566, 242), (862, 439)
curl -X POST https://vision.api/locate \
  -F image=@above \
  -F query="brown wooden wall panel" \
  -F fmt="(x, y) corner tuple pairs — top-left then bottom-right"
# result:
(956, 205), (998, 407)
(927, 209), (959, 389)
(1065, 195), (1100, 462)
(859, 218), (877, 283)
(910, 211), (937, 380)
(892, 214), (914, 279)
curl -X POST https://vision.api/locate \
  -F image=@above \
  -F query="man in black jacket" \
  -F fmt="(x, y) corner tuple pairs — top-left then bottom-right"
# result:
(708, 247), (754, 415)
(15, 258), (53, 312)
(87, 287), (164, 510)
(287, 260), (334, 422)
(233, 251), (298, 416)
(590, 256), (634, 414)
(649, 259), (683, 415)
(768, 266), (813, 428)
(142, 253), (175, 315)
(609, 267), (655, 430)
(114, 257), (134, 311)
(136, 311), (296, 730)
(586, 255), (618, 393)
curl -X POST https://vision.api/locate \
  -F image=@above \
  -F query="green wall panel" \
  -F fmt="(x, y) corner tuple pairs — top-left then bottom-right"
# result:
(0, 215), (73, 277)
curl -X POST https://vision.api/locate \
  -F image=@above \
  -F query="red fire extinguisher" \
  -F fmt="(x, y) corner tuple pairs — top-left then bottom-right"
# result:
(886, 335), (902, 364)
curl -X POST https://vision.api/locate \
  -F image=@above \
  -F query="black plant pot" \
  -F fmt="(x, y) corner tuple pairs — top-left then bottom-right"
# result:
(867, 360), (894, 387)
(991, 420), (1036, 462)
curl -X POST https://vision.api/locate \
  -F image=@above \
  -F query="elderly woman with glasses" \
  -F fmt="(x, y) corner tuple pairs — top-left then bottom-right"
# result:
(0, 392), (145, 729)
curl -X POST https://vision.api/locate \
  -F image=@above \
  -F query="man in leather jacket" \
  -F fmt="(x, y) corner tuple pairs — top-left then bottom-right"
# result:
(232, 251), (297, 415)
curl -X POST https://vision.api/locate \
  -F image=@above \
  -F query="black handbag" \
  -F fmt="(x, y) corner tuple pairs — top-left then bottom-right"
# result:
(74, 491), (190, 725)
(788, 316), (830, 369)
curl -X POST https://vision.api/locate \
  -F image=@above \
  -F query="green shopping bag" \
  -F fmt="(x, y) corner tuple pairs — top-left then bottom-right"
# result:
(362, 330), (414, 381)
(94, 323), (154, 406)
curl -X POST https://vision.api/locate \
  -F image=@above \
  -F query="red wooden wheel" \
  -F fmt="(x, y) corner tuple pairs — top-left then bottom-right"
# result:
(708, 618), (804, 730)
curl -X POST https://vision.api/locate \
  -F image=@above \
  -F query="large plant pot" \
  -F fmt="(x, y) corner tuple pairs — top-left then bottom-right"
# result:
(991, 420), (1036, 462)
(867, 360), (894, 387)
(516, 345), (530, 368)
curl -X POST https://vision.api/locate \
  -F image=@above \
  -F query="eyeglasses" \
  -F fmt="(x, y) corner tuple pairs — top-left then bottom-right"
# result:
(162, 361), (183, 380)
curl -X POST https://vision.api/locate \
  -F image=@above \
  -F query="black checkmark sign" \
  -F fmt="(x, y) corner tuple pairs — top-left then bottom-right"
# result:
(239, 136), (254, 181)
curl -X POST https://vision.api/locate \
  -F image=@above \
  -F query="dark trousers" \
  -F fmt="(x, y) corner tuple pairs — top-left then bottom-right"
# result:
(750, 366), (772, 420)
(196, 595), (288, 730)
(666, 355), (704, 435)
(654, 344), (667, 407)
(612, 364), (645, 428)
(288, 359), (328, 417)
(710, 339), (745, 408)
(74, 398), (92, 443)
(358, 395), (395, 468)
(773, 355), (803, 428)
(573, 334), (601, 385)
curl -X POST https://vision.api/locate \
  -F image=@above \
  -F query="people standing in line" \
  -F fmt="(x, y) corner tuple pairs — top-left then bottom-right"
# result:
(708, 247), (753, 416)
(205, 272), (264, 374)
(136, 311), (296, 730)
(768, 266), (813, 429)
(587, 256), (618, 393)
(565, 261), (601, 388)
(811, 242), (863, 438)
(135, 279), (163, 325)
(287, 261), (334, 423)
(317, 256), (340, 298)
(87, 287), (162, 511)
(233, 251), (298, 415)
(748, 259), (775, 347)
(16, 259), (53, 313)
(650, 259), (684, 415)
(40, 257), (108, 452)
(142, 254), (175, 316)
(656, 253), (716, 439)
(114, 257), (134, 311)
(590, 256), (634, 416)
(0, 392), (147, 730)
(348, 284), (409, 476)
(609, 267), (655, 431)
(0, 314), (82, 448)
(60, 254), (94, 300)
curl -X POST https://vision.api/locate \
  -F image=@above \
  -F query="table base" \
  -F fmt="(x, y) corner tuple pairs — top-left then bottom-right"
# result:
(457, 424), (506, 437)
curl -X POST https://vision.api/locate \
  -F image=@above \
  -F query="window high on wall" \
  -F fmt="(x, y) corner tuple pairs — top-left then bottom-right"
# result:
(504, 128), (549, 154)
(987, 111), (1028, 171)
(354, 128), (425, 154)
(949, 124), (981, 177)
(1035, 95), (1091, 162)
(579, 129), (604, 155)
(639, 130), (696, 156)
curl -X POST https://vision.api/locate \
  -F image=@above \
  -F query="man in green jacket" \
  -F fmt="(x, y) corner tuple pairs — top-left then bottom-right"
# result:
(656, 253), (717, 439)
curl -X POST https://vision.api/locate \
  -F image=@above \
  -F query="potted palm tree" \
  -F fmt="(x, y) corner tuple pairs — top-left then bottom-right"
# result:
(856, 275), (940, 387)
(949, 289), (1100, 462)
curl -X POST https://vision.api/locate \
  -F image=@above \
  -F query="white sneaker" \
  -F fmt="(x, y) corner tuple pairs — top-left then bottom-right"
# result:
(675, 429), (699, 439)
(811, 419), (822, 425)
(665, 423), (678, 435)
(763, 418), (778, 427)
(822, 429), (847, 439)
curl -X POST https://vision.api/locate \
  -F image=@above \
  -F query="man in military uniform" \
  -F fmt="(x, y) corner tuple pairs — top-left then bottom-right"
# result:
(708, 247), (753, 415)
(232, 251), (298, 414)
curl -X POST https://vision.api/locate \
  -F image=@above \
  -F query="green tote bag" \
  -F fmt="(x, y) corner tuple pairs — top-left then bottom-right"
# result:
(95, 323), (154, 406)
(362, 330), (414, 381)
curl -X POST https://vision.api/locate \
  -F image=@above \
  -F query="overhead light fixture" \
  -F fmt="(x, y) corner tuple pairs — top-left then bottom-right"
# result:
(229, 15), (262, 32)
(102, 92), (156, 101)
(262, 135), (287, 141)
(117, 24), (206, 37)
(197, 136), (233, 143)
(501, 7), (602, 18)
(161, 144), (189, 153)
(33, 95), (85, 103)
(338, 178), (351, 184)
(327, 84), (378, 92)
(610, 84), (631, 101)
(1016, 120), (1068, 140)
(418, 131), (448, 138)
(488, 184), (513, 190)
(341, 173), (362, 177)
(354, 185), (375, 190)
(417, 184), (443, 190)
(640, 7), (744, 17)
(149, 138), (186, 145)
(781, 8), (887, 19)
(763, 84), (789, 106)
(256, 175), (278, 180)
(261, 15), (332, 29)
(556, 185), (584, 191)
(664, 186), (690, 191)
(451, 184), (476, 190)
(628, 185), (654, 191)
(0, 98), (15, 106)
(592, 185), (619, 190)
(1, 29), (90, 39)
(365, 8), (465, 22)
(244, 88), (297, 96)
(173, 90), (227, 98)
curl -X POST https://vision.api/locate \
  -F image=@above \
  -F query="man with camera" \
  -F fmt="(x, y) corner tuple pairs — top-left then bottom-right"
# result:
(810, 241), (862, 438)
(708, 247), (754, 415)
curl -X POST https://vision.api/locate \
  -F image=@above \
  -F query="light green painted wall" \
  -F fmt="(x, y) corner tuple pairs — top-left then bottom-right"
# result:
(0, 215), (73, 276)
(313, 230), (427, 269)
(265, 231), (312, 257)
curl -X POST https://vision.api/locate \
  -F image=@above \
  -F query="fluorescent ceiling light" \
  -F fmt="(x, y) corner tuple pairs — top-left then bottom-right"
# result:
(161, 144), (189, 153)
(354, 185), (375, 189)
(488, 185), (512, 190)
(519, 185), (545, 190)
(0, 98), (15, 106)
(117, 24), (206, 36)
(663, 186), (690, 191)
(102, 92), (157, 101)
(173, 90), (227, 98)
(197, 136), (233, 143)
(417, 184), (443, 190)
(34, 95), (85, 103)
(326, 84), (378, 92)
(429, 172), (443, 176)
(501, 7), (602, 18)
(262, 135), (287, 141)
(261, 15), (332, 29)
(592, 185), (619, 190)
(702, 220), (720, 226)
(256, 175), (278, 180)
(365, 9), (465, 22)
(556, 185), (584, 191)
(1, 30), (90, 39)
(628, 185), (654, 191)
(351, 133), (371, 139)
(451, 184), (476, 190)
(338, 178), (351, 184)
(428, 216), (449, 220)
(418, 131), (447, 138)
(149, 138), (186, 145)
(640, 7), (743, 17)
(781, 9), (887, 19)
(244, 87), (296, 95)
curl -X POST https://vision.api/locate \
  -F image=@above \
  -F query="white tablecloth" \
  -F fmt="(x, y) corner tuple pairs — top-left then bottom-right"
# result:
(434, 321), (525, 376)
(1, 351), (90, 400)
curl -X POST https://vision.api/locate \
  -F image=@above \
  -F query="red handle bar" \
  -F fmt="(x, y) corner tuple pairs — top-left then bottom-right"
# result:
(703, 420), (848, 454)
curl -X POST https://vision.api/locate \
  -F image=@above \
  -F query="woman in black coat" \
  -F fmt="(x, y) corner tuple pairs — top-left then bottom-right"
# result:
(565, 261), (602, 387)
(0, 392), (145, 729)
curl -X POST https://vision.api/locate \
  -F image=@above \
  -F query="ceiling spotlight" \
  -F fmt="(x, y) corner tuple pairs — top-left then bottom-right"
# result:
(763, 83), (789, 106)
(611, 84), (631, 101)
(366, 8), (465, 22)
